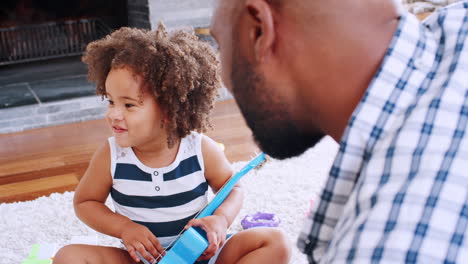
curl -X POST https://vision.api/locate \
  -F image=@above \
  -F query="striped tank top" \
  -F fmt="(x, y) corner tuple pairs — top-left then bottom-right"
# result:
(108, 132), (208, 247)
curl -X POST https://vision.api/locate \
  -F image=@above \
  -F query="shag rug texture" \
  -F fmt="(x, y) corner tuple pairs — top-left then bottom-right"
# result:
(0, 137), (338, 264)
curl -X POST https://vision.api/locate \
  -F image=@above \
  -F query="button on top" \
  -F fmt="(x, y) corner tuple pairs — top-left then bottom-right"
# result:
(153, 171), (159, 176)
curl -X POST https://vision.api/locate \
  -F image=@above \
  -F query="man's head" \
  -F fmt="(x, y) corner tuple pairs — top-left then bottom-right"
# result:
(211, 0), (326, 159)
(211, 0), (399, 159)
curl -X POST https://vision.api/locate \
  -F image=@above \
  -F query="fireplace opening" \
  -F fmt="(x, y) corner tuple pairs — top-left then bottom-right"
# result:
(0, 0), (127, 66)
(0, 0), (135, 110)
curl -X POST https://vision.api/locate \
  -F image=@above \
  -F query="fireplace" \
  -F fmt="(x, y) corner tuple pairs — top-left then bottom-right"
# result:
(0, 0), (223, 134)
(0, 0), (130, 66)
(0, 0), (154, 110)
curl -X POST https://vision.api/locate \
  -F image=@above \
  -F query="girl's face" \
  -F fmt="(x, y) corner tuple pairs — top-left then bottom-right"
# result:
(105, 67), (166, 149)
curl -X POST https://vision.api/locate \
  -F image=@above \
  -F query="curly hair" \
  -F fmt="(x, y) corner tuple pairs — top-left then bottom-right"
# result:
(82, 23), (221, 148)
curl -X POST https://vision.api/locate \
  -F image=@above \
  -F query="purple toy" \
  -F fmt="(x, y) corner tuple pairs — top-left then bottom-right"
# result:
(241, 212), (280, 229)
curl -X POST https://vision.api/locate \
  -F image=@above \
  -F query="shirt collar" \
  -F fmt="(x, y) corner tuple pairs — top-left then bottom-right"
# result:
(338, 11), (437, 160)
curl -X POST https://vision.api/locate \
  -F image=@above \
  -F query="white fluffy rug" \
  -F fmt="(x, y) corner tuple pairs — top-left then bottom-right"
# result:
(0, 137), (338, 264)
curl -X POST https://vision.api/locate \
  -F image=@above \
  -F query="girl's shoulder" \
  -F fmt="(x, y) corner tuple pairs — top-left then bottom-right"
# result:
(182, 131), (204, 153)
(186, 132), (223, 159)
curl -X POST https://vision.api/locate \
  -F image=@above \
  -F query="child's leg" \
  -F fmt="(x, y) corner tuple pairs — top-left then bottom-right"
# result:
(215, 227), (291, 264)
(53, 244), (136, 264)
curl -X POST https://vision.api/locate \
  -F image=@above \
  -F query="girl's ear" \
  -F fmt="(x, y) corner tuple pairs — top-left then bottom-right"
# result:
(161, 116), (170, 128)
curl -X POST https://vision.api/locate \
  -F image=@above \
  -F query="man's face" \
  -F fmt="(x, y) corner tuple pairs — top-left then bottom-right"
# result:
(211, 1), (324, 160)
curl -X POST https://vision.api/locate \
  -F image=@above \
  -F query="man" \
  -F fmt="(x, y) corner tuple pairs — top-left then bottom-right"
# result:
(211, 0), (468, 263)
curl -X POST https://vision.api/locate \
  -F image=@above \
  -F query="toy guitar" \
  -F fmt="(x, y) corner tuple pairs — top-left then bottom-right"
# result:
(156, 152), (266, 264)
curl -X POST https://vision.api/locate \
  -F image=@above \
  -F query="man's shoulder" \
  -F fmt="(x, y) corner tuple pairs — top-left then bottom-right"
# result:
(421, 1), (468, 29)
(368, 89), (467, 176)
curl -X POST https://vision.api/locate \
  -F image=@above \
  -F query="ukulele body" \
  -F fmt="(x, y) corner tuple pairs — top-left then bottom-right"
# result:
(158, 227), (208, 264)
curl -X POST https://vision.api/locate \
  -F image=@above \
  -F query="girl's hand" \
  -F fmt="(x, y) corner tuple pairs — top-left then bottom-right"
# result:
(120, 221), (165, 263)
(185, 215), (229, 261)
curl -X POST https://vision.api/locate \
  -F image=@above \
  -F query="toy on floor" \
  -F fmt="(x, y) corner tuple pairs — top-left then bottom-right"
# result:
(23, 236), (97, 264)
(241, 212), (281, 230)
(22, 244), (58, 264)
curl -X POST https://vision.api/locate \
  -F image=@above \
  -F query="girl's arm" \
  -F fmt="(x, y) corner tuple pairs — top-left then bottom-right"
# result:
(187, 135), (243, 261)
(73, 141), (131, 237)
(73, 142), (163, 262)
(201, 135), (243, 227)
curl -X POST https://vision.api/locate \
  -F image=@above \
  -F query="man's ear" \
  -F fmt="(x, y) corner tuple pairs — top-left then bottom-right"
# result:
(244, 0), (275, 63)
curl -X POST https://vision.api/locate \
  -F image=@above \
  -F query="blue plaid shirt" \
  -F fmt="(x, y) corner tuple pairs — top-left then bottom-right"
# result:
(298, 2), (468, 263)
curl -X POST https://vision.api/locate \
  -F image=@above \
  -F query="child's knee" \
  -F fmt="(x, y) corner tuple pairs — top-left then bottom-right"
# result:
(53, 245), (82, 264)
(264, 228), (292, 260)
(242, 228), (291, 261)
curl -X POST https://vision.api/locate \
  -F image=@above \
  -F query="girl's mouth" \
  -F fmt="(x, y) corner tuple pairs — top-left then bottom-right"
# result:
(113, 126), (127, 133)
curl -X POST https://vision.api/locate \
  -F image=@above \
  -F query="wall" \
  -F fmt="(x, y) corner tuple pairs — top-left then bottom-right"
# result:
(127, 0), (151, 29)
(148, 0), (215, 30)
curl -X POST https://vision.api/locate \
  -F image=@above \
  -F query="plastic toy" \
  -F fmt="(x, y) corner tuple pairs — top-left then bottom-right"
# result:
(22, 244), (58, 264)
(241, 212), (280, 229)
(156, 153), (266, 264)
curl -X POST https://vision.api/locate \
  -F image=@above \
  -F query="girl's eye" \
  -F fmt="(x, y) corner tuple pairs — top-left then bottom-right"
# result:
(107, 99), (114, 106)
(125, 103), (135, 108)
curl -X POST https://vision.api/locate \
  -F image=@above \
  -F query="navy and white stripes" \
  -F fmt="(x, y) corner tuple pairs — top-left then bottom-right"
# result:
(109, 132), (208, 247)
(298, 2), (468, 263)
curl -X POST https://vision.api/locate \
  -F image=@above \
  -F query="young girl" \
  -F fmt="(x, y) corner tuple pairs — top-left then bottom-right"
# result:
(53, 25), (291, 264)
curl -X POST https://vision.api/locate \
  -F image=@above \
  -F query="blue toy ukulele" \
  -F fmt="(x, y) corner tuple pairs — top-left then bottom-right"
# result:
(156, 153), (266, 264)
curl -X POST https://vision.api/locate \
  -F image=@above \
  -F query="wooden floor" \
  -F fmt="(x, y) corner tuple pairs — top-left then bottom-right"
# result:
(0, 99), (259, 204)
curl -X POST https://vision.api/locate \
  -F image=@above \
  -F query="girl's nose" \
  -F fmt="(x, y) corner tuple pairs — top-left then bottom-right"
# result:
(107, 107), (123, 121)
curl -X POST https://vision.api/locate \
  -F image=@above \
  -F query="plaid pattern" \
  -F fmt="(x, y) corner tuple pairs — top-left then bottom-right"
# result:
(298, 2), (468, 263)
